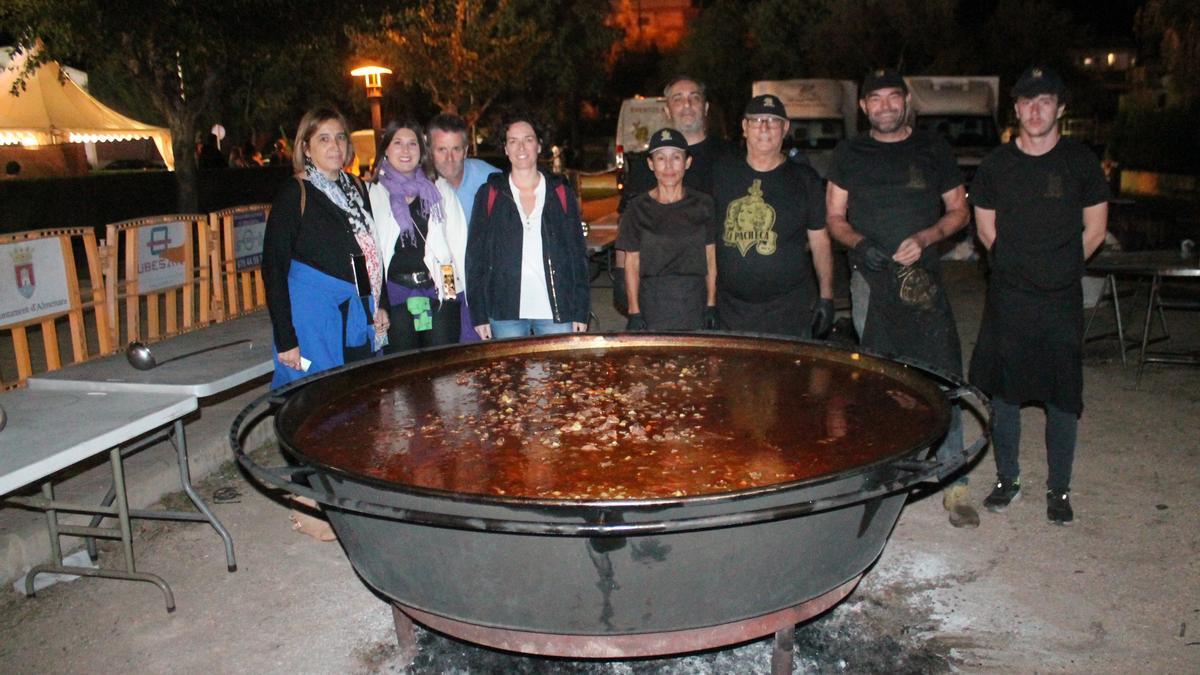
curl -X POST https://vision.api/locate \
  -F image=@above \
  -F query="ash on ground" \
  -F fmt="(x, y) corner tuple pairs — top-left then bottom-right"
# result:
(360, 579), (957, 674)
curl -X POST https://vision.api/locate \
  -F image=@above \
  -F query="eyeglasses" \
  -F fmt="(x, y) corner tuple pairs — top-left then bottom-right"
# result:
(746, 116), (784, 129)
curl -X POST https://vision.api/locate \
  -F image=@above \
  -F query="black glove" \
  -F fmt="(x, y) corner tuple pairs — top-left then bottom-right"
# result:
(854, 238), (892, 272)
(810, 298), (835, 340)
(703, 305), (719, 330)
(625, 313), (648, 331)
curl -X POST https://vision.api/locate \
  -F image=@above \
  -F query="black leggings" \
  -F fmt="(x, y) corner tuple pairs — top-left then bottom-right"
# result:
(991, 399), (1078, 492)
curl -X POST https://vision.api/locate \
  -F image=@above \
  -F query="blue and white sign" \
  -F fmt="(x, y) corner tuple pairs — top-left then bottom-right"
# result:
(137, 221), (188, 293)
(233, 212), (267, 272)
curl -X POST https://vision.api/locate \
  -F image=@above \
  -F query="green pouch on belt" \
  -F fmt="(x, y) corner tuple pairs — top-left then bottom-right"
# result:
(406, 296), (432, 331)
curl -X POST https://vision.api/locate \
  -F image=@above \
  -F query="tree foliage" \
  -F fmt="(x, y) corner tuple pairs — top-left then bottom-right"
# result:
(353, 0), (543, 138)
(0, 0), (359, 210)
(1137, 0), (1200, 104)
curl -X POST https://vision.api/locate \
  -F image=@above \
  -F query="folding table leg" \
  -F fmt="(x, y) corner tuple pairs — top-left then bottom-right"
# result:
(24, 448), (176, 612)
(1136, 274), (1162, 385)
(170, 420), (237, 571)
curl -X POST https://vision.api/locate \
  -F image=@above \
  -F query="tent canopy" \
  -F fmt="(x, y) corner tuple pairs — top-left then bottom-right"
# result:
(0, 48), (174, 169)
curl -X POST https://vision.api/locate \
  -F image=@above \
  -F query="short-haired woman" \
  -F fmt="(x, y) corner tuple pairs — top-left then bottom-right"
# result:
(619, 128), (717, 331)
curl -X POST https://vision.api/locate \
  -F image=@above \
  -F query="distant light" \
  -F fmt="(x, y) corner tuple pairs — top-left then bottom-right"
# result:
(1106, 52), (1116, 66)
(350, 65), (393, 78)
(1083, 57), (1094, 66)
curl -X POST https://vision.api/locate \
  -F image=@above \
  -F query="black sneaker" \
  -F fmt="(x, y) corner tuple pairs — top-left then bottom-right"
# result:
(1047, 489), (1074, 526)
(983, 478), (1021, 512)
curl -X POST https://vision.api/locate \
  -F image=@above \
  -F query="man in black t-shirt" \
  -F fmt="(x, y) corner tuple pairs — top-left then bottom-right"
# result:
(826, 68), (977, 528)
(614, 75), (732, 315)
(711, 94), (833, 338)
(969, 66), (1109, 526)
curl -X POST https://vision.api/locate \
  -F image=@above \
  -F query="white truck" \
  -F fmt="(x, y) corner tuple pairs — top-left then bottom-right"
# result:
(750, 79), (858, 178)
(904, 76), (1002, 192)
(614, 95), (668, 172)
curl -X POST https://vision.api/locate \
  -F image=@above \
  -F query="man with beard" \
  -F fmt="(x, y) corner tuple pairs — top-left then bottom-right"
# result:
(711, 94), (833, 338)
(826, 69), (977, 527)
(614, 76), (732, 317)
(969, 66), (1109, 526)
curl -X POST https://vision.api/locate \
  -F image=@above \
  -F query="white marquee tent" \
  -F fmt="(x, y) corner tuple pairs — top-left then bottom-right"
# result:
(0, 48), (173, 169)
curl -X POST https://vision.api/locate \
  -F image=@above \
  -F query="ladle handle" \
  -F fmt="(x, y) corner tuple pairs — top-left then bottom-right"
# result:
(157, 339), (253, 366)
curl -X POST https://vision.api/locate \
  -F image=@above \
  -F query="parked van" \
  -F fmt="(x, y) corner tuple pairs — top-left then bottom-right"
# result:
(904, 76), (1001, 191)
(750, 79), (858, 178)
(614, 95), (668, 172)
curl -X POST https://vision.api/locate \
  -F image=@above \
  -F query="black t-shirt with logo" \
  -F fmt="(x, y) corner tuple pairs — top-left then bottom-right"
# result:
(970, 138), (1110, 291)
(711, 156), (825, 303)
(616, 189), (716, 278)
(827, 129), (962, 268)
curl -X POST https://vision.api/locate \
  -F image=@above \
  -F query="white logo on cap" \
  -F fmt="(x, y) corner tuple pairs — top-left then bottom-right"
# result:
(661, 130), (673, 141)
(764, 97), (776, 107)
(1032, 68), (1043, 79)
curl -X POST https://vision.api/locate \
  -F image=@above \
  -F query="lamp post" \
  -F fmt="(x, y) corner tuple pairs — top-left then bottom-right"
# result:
(350, 65), (393, 146)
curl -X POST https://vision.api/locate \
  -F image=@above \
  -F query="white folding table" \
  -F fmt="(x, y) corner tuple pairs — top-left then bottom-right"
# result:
(21, 311), (276, 606)
(0, 389), (199, 611)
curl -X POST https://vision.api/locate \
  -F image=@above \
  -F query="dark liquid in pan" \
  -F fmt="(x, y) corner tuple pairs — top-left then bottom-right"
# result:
(293, 347), (942, 499)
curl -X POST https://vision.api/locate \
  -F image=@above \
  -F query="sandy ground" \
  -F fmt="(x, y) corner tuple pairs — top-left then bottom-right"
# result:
(0, 262), (1197, 674)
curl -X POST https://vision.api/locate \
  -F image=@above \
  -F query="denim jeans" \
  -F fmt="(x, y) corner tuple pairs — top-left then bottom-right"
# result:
(490, 318), (573, 338)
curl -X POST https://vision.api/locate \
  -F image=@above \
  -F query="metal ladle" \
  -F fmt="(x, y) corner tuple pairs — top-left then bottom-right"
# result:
(125, 339), (254, 371)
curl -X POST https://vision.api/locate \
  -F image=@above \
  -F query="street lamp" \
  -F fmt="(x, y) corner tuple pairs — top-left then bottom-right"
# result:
(350, 64), (393, 146)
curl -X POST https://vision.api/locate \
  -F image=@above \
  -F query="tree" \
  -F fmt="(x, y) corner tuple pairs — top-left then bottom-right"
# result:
(508, 0), (621, 150)
(1, 0), (358, 211)
(353, 0), (543, 147)
(1137, 0), (1200, 104)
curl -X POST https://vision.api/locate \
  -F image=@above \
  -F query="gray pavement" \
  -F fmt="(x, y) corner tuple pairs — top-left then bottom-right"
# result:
(1, 262), (1197, 673)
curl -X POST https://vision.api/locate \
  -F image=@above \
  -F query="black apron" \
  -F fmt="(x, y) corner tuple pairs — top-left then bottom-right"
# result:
(717, 285), (812, 338)
(641, 275), (706, 330)
(860, 260), (962, 376)
(969, 271), (1084, 413)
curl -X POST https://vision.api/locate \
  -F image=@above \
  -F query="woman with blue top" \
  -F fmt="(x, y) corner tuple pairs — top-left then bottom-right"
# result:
(369, 119), (467, 353)
(263, 107), (388, 389)
(465, 111), (589, 339)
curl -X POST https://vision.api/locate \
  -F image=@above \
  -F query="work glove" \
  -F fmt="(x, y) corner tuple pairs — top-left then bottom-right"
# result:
(703, 305), (719, 330)
(625, 313), (648, 331)
(854, 238), (892, 272)
(810, 298), (835, 340)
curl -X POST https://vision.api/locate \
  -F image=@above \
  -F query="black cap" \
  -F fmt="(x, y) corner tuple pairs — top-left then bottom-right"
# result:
(1012, 65), (1065, 99)
(647, 128), (688, 154)
(744, 94), (788, 119)
(860, 68), (907, 98)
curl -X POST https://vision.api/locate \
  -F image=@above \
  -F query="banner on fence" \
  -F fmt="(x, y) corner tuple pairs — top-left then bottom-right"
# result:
(233, 211), (267, 272)
(0, 238), (71, 324)
(137, 220), (188, 293)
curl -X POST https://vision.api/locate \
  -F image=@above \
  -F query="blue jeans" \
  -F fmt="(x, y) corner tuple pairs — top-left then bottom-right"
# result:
(490, 318), (573, 338)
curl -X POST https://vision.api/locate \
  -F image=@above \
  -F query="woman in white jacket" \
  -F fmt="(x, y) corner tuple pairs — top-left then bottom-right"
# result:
(370, 119), (469, 352)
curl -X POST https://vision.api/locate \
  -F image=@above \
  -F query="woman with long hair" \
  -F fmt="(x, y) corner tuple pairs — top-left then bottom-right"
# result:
(369, 119), (467, 352)
(262, 107), (388, 389)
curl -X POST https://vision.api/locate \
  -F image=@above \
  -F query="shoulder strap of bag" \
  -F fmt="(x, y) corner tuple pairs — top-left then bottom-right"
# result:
(487, 182), (568, 218)
(294, 176), (306, 216)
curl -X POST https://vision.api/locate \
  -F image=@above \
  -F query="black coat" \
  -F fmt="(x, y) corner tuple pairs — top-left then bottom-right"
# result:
(465, 171), (590, 326)
(262, 176), (371, 352)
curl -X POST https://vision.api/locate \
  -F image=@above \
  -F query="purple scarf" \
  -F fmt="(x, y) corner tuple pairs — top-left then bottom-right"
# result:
(376, 164), (443, 247)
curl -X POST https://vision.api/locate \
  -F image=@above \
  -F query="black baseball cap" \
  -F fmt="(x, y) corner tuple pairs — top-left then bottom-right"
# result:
(647, 128), (688, 154)
(744, 94), (788, 120)
(860, 68), (907, 98)
(1012, 65), (1065, 99)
